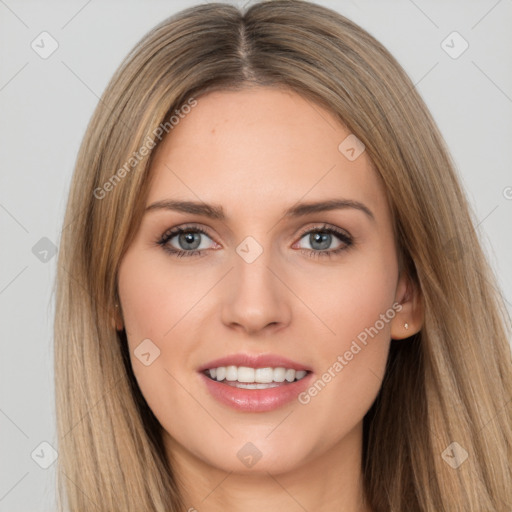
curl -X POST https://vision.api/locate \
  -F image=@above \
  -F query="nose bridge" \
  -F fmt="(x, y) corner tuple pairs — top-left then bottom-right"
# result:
(235, 245), (274, 294)
(220, 237), (291, 333)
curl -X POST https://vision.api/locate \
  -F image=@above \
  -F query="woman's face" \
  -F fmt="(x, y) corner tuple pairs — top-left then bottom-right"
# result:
(118, 87), (411, 476)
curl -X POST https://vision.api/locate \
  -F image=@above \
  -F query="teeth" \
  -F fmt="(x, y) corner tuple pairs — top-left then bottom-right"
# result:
(238, 366), (255, 382)
(255, 367), (273, 383)
(273, 367), (286, 382)
(215, 366), (226, 381)
(206, 366), (308, 384)
(225, 365), (238, 381)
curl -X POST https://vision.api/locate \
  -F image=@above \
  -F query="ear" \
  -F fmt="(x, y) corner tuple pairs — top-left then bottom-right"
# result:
(390, 272), (423, 340)
(112, 303), (124, 331)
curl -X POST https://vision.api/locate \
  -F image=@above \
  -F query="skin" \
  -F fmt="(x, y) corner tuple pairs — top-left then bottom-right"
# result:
(117, 87), (423, 512)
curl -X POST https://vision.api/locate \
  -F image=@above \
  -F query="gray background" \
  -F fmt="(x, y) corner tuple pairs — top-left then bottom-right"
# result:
(1, 0), (511, 510)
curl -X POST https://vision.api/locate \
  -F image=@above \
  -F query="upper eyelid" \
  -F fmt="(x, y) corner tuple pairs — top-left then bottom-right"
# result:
(296, 223), (351, 238)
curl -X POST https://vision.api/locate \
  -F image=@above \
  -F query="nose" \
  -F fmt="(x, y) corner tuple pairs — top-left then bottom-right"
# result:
(220, 248), (292, 336)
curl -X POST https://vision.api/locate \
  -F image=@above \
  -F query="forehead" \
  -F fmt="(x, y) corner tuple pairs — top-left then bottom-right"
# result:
(147, 87), (388, 223)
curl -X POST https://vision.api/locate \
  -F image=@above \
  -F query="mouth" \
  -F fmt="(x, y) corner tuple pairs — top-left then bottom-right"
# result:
(198, 354), (314, 412)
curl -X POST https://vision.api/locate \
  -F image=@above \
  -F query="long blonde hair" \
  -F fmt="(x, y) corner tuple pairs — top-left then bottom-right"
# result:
(54, 1), (512, 510)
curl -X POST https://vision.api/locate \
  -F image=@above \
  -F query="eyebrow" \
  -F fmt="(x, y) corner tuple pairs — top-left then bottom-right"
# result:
(145, 198), (374, 221)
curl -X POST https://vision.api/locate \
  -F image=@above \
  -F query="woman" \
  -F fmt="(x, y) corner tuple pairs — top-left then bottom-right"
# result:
(54, 1), (512, 510)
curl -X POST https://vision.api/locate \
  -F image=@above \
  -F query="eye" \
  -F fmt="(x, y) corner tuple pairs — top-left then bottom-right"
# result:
(156, 223), (353, 259)
(294, 224), (353, 259)
(157, 225), (217, 258)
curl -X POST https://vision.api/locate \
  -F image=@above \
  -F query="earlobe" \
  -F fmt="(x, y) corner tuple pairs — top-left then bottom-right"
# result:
(391, 273), (424, 340)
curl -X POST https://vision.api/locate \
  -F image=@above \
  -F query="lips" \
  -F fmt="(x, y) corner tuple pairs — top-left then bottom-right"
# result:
(198, 353), (314, 412)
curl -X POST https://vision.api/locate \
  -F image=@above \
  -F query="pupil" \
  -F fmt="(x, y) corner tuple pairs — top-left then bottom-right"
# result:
(180, 232), (201, 250)
(311, 232), (330, 250)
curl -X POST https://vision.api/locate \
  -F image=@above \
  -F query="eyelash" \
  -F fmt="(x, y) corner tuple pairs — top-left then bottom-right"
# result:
(156, 223), (354, 259)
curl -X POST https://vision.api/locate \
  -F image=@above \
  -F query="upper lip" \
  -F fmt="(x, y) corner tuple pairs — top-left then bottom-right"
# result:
(198, 353), (312, 372)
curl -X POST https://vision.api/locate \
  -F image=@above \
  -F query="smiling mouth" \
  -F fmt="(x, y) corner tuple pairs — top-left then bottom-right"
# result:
(202, 366), (311, 389)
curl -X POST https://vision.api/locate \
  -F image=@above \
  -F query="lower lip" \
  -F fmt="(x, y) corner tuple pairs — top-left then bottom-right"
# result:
(199, 372), (314, 412)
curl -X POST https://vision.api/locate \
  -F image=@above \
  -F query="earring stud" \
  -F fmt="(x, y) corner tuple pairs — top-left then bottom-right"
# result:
(404, 322), (409, 330)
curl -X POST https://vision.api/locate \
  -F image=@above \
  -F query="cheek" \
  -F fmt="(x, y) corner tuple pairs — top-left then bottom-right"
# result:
(292, 245), (398, 445)
(117, 251), (199, 433)
(306, 242), (398, 355)
(117, 248), (214, 407)
(118, 247), (211, 341)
